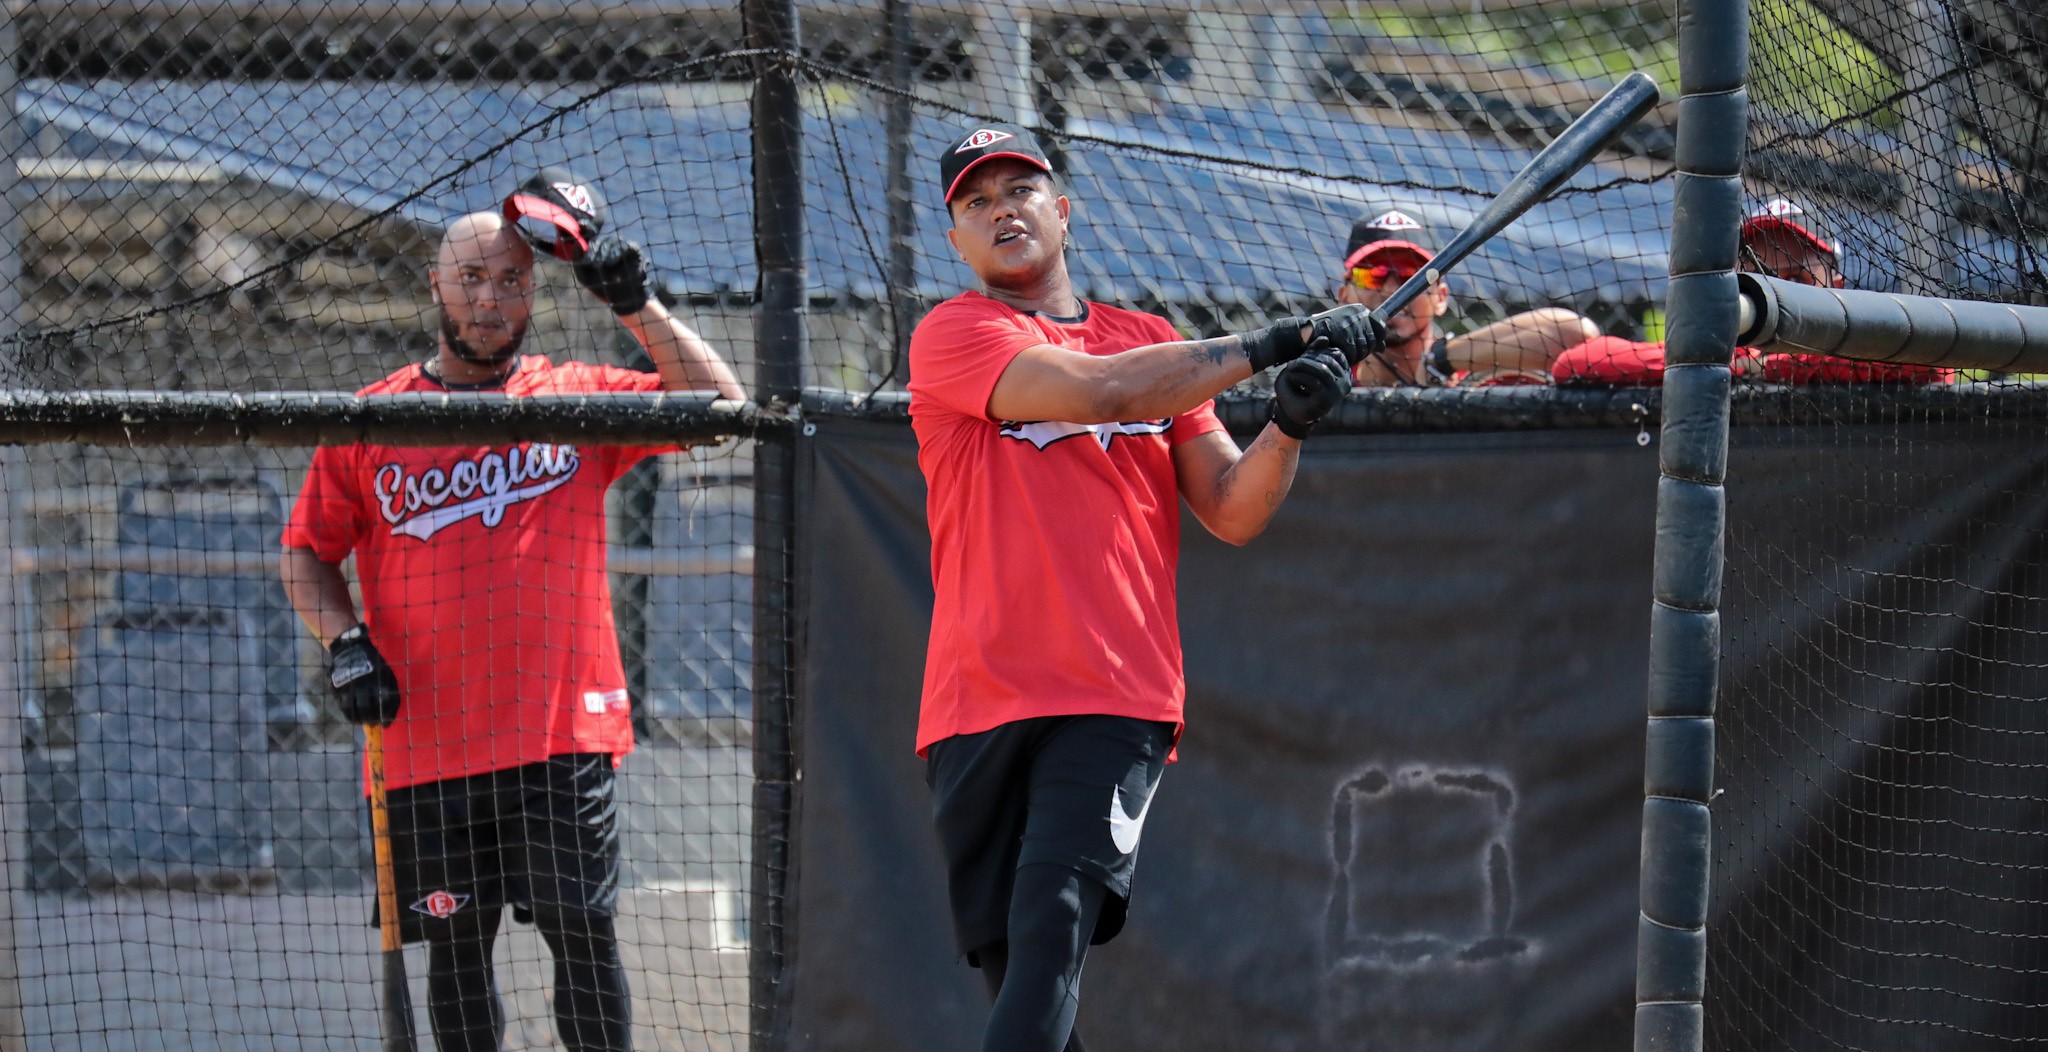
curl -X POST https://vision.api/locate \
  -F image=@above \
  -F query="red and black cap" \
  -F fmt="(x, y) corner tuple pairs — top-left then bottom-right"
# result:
(503, 167), (606, 261)
(1342, 208), (1434, 270)
(939, 123), (1053, 203)
(1741, 198), (1836, 259)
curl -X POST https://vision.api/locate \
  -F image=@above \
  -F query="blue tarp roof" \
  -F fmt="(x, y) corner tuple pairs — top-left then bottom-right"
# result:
(23, 78), (2036, 307)
(23, 78), (1675, 310)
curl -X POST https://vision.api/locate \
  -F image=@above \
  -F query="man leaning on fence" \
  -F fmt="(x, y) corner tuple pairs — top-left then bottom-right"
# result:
(1335, 208), (1599, 387)
(1552, 198), (1956, 385)
(278, 170), (744, 1052)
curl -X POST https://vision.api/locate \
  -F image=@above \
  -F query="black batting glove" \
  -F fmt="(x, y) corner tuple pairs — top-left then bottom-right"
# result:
(1238, 315), (1311, 372)
(574, 234), (651, 316)
(1309, 303), (1389, 368)
(1270, 340), (1353, 440)
(328, 624), (402, 726)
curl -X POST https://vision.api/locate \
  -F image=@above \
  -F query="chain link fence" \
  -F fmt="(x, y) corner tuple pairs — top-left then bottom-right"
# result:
(2, 0), (2042, 1048)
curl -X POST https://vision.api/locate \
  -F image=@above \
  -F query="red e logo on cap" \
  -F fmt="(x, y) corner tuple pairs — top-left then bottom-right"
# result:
(410, 890), (471, 919)
(957, 129), (1016, 152)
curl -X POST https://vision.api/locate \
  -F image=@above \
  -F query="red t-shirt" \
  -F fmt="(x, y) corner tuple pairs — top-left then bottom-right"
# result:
(1552, 336), (1950, 385)
(908, 292), (1226, 755)
(282, 356), (676, 789)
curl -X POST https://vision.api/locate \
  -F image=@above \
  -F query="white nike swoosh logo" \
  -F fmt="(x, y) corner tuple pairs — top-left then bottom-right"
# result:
(1109, 779), (1158, 855)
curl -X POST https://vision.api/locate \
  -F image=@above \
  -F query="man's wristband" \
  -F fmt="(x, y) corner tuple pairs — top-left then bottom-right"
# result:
(1240, 317), (1309, 372)
(1425, 337), (1454, 384)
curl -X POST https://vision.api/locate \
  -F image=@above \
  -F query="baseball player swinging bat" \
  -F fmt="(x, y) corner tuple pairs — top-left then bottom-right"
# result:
(367, 726), (418, 1051)
(1371, 71), (1662, 325)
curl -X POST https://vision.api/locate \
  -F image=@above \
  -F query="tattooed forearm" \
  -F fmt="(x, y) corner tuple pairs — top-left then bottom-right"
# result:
(1214, 427), (1300, 520)
(1177, 337), (1240, 369)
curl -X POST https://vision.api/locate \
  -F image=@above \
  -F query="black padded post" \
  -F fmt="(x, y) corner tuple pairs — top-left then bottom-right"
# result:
(1637, 2), (1747, 1050)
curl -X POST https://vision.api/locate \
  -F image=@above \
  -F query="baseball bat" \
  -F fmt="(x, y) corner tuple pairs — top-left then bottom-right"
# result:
(1373, 71), (1662, 324)
(367, 726), (419, 1051)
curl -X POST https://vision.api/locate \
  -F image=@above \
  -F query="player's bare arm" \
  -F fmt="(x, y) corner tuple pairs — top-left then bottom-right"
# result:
(620, 299), (747, 400)
(1174, 336), (1357, 544)
(280, 545), (362, 647)
(986, 336), (1261, 424)
(1448, 307), (1599, 374)
(1173, 427), (1300, 546)
(986, 310), (1380, 424)
(569, 231), (748, 400)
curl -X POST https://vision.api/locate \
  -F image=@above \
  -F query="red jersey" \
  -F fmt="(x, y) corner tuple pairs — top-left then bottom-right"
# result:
(907, 291), (1226, 755)
(1552, 336), (1949, 385)
(282, 356), (676, 789)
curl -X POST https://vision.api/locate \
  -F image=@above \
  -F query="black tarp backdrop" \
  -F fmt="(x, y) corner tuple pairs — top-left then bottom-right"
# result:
(1711, 424), (2048, 1052)
(785, 414), (2048, 1051)
(789, 417), (1662, 1051)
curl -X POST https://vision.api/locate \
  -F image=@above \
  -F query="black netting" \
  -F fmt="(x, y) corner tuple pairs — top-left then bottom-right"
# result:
(6, 438), (754, 1049)
(1711, 3), (2048, 1051)
(801, 3), (1678, 392)
(4, 0), (2045, 1048)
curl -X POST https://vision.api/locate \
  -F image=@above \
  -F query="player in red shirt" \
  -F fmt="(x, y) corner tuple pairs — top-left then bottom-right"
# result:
(1553, 198), (1955, 385)
(1336, 208), (1598, 387)
(281, 175), (744, 1052)
(910, 122), (1386, 1052)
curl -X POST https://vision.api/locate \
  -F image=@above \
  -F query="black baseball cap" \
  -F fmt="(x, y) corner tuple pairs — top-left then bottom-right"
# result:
(503, 167), (606, 260)
(939, 123), (1053, 203)
(1343, 208), (1433, 270)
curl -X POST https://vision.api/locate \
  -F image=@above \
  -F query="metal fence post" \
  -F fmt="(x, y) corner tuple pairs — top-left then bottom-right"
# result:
(1636, 2), (1747, 1051)
(747, 0), (806, 1044)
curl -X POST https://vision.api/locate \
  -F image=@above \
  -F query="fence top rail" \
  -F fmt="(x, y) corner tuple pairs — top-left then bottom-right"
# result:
(0, 390), (760, 447)
(2, 383), (2042, 447)
(4, 0), (1595, 21)
(802, 383), (2048, 436)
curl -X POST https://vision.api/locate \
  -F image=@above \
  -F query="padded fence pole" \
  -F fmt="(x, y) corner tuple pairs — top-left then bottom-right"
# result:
(747, 0), (806, 1044)
(1636, 2), (1746, 1051)
(0, 5), (29, 1046)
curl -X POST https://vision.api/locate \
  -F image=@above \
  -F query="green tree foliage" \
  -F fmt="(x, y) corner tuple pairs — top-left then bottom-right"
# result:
(1351, 1), (1899, 131)
(1347, 4), (1679, 90)
(1749, 0), (1902, 129)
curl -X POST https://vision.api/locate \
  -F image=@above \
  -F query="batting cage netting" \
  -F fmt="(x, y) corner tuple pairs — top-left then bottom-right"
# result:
(0, 0), (2040, 1050)
(1709, 2), (2048, 1051)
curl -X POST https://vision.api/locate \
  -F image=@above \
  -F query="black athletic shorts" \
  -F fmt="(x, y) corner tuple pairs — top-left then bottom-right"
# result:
(925, 714), (1176, 962)
(377, 752), (622, 944)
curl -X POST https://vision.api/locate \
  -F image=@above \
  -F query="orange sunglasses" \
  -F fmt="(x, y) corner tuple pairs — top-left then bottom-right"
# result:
(1347, 263), (1425, 291)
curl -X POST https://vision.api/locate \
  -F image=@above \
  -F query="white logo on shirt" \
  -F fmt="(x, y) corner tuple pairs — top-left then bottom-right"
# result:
(583, 689), (630, 714)
(373, 444), (582, 541)
(999, 419), (1171, 451)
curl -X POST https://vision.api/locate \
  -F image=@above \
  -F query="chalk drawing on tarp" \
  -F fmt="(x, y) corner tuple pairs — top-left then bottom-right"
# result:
(1322, 763), (1532, 972)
